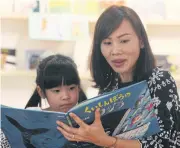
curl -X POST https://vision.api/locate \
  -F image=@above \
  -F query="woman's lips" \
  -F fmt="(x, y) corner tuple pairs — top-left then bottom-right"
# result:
(112, 59), (126, 68)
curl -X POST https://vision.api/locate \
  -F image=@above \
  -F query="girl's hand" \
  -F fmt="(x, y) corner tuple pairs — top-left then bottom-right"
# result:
(56, 108), (115, 147)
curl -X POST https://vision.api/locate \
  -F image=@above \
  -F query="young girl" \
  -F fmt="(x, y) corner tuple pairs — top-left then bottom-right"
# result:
(1, 54), (87, 148)
(25, 54), (87, 111)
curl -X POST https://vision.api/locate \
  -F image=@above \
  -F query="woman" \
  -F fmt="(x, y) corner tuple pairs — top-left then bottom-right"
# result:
(57, 6), (180, 148)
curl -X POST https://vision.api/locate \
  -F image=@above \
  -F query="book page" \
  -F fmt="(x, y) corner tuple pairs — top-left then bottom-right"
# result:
(1, 106), (68, 148)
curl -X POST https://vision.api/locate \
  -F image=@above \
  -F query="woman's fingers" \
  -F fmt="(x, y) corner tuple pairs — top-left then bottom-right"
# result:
(57, 126), (83, 142)
(69, 113), (87, 128)
(94, 108), (101, 124)
(57, 126), (76, 141)
(56, 120), (77, 134)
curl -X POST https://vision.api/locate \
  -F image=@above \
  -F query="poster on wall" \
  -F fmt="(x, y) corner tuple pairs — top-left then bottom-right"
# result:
(0, 48), (16, 70)
(48, 0), (71, 13)
(99, 0), (126, 13)
(29, 13), (72, 41)
(71, 15), (89, 40)
(126, 0), (166, 21)
(72, 0), (99, 15)
(14, 0), (39, 13)
(29, 14), (89, 41)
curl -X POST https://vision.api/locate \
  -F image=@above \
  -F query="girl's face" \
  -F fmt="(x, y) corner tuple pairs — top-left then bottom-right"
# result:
(45, 84), (79, 112)
(101, 19), (143, 76)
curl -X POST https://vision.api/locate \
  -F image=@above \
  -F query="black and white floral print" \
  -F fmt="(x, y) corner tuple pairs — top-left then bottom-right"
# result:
(139, 67), (180, 148)
(1, 129), (11, 148)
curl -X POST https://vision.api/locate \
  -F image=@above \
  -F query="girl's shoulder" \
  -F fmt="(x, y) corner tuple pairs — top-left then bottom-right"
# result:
(26, 107), (42, 111)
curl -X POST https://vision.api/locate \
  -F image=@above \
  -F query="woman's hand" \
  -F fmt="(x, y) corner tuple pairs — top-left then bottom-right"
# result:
(56, 108), (115, 147)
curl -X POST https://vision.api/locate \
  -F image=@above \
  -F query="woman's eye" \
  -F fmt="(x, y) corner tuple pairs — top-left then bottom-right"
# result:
(120, 40), (129, 43)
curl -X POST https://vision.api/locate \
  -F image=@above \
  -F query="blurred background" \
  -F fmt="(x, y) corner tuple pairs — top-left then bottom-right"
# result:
(0, 0), (180, 108)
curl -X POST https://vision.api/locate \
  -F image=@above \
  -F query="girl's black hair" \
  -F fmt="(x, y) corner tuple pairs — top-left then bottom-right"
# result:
(90, 5), (156, 90)
(25, 54), (87, 108)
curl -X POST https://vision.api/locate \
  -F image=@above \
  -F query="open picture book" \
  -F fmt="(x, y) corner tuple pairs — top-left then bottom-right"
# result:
(1, 80), (161, 148)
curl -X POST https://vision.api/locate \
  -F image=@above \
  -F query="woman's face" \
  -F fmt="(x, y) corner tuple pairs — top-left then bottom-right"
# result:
(101, 19), (143, 76)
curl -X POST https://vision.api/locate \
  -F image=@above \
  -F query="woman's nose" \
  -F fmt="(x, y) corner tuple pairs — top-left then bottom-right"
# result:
(111, 43), (123, 55)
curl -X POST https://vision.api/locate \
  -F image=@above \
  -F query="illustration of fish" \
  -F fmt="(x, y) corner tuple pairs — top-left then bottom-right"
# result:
(130, 114), (142, 126)
(112, 109), (131, 136)
(145, 103), (154, 111)
(5, 115), (50, 148)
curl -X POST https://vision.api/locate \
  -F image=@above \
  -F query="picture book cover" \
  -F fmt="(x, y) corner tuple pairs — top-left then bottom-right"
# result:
(1, 81), (161, 148)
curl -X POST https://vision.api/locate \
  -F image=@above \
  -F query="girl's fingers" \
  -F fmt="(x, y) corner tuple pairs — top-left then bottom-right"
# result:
(69, 113), (87, 128)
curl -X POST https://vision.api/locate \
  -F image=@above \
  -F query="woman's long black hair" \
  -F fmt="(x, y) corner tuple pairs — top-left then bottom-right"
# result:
(25, 54), (87, 108)
(90, 6), (156, 90)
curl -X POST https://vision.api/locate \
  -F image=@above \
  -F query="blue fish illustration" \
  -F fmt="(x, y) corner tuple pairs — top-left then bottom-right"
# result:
(5, 115), (49, 148)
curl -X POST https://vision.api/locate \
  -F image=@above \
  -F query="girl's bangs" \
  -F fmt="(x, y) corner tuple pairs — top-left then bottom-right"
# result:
(43, 64), (80, 89)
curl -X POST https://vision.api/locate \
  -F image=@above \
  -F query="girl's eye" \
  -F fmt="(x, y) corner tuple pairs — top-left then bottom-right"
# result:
(52, 90), (60, 93)
(120, 40), (129, 43)
(103, 41), (112, 45)
(69, 86), (76, 90)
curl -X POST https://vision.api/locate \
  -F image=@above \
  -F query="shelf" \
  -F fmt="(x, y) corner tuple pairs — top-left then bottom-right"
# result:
(146, 20), (180, 26)
(0, 13), (28, 20)
(1, 12), (180, 26)
(0, 70), (36, 77)
(1, 70), (179, 81)
(0, 70), (92, 80)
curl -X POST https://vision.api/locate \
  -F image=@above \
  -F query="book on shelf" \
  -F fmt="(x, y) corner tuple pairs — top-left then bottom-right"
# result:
(0, 48), (16, 70)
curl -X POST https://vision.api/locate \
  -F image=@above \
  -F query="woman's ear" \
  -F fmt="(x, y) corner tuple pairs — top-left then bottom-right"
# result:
(37, 86), (45, 98)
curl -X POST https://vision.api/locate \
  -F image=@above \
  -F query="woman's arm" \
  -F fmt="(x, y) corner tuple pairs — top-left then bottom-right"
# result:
(102, 136), (141, 148)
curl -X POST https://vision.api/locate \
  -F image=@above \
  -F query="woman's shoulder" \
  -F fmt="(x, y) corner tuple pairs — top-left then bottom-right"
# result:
(144, 67), (175, 83)
(144, 67), (178, 97)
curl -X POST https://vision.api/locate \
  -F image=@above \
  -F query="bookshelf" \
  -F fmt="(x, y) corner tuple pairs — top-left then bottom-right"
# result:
(146, 20), (180, 26)
(1, 12), (180, 27)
